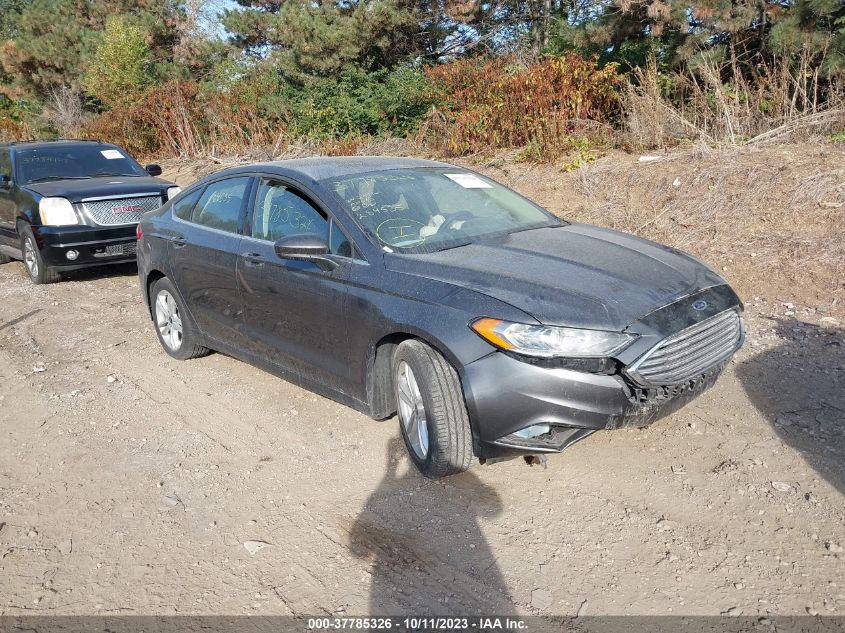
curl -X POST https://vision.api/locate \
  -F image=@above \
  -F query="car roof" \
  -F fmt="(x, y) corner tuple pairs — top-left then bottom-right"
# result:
(0, 139), (109, 151)
(223, 156), (458, 182)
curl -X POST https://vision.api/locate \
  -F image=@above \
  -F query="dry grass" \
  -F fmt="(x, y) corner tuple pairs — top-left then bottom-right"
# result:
(623, 57), (845, 149)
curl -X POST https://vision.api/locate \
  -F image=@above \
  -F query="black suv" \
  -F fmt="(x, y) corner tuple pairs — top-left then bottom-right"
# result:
(0, 139), (177, 283)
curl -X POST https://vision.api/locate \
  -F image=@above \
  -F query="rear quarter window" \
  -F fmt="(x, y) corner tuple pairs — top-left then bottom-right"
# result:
(190, 177), (251, 233)
(172, 189), (203, 221)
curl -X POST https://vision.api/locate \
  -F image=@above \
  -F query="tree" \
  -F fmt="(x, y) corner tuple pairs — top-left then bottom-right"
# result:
(83, 15), (151, 107)
(222, 0), (424, 77)
(0, 0), (185, 98)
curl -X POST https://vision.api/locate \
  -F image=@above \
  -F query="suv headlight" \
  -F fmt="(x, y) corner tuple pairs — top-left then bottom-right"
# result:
(166, 186), (182, 200)
(471, 318), (637, 358)
(39, 197), (79, 226)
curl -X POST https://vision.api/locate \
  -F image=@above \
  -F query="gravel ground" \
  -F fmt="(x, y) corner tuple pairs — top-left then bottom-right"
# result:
(0, 258), (842, 616)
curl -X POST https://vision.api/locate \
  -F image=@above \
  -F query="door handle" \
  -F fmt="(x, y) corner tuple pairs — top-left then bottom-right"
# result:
(242, 252), (265, 266)
(169, 236), (187, 247)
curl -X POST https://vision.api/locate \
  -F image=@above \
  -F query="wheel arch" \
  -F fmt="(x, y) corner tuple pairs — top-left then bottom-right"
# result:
(144, 269), (168, 318)
(366, 329), (478, 447)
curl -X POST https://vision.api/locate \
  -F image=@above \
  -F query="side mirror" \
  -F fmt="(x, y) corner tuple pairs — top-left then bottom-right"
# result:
(0, 174), (10, 188)
(274, 234), (338, 272)
(145, 163), (162, 177)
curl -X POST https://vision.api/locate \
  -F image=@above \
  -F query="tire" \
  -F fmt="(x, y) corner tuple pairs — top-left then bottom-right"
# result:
(150, 277), (210, 360)
(20, 225), (60, 284)
(393, 339), (473, 478)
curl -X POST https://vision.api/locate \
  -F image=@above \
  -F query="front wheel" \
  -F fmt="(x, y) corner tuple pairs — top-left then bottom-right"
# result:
(20, 225), (60, 284)
(150, 277), (210, 360)
(394, 340), (473, 478)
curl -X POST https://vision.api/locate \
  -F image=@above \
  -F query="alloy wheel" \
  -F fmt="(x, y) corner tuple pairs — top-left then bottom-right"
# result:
(23, 237), (38, 278)
(397, 361), (429, 459)
(155, 289), (183, 351)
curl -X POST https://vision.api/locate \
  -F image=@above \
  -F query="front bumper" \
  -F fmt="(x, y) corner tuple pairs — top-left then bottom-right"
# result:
(33, 224), (137, 270)
(461, 351), (725, 459)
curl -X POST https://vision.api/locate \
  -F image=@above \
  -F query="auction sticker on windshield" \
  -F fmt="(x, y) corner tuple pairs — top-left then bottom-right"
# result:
(444, 173), (492, 188)
(101, 149), (125, 159)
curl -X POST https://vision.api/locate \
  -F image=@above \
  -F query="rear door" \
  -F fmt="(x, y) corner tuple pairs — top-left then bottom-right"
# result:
(236, 175), (356, 394)
(168, 176), (253, 346)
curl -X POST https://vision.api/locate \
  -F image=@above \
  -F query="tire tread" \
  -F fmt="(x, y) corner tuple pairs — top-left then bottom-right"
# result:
(395, 339), (473, 477)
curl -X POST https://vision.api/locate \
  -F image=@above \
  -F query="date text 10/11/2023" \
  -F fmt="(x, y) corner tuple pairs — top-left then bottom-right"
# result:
(307, 617), (529, 631)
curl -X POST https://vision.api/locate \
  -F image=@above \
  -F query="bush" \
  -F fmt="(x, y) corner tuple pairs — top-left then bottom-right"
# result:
(284, 65), (434, 139)
(83, 80), (278, 158)
(83, 16), (151, 109)
(423, 55), (620, 158)
(82, 65), (433, 158)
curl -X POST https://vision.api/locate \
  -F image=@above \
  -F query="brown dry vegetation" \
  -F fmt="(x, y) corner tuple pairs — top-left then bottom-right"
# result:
(160, 141), (845, 316)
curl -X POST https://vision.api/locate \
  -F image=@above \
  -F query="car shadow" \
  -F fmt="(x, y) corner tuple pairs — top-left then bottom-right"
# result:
(58, 261), (138, 283)
(347, 437), (516, 615)
(736, 318), (845, 494)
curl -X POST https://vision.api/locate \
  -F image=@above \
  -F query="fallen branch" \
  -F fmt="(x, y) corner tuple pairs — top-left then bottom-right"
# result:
(747, 109), (845, 145)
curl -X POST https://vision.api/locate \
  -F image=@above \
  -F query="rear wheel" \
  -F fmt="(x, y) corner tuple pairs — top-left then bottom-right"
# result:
(394, 340), (473, 478)
(20, 225), (60, 284)
(150, 277), (210, 360)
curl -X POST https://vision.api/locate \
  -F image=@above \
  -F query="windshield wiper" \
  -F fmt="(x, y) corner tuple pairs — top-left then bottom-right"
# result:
(28, 176), (92, 183)
(91, 172), (141, 177)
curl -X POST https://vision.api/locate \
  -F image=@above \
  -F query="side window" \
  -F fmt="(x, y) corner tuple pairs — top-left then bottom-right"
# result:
(191, 177), (250, 233)
(329, 220), (353, 258)
(0, 150), (12, 181)
(251, 179), (328, 242)
(172, 188), (203, 221)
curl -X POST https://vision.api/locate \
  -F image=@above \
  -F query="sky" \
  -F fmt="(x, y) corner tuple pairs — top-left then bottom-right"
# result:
(196, 0), (239, 38)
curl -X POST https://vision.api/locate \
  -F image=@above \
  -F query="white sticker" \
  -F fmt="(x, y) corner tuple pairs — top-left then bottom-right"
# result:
(444, 173), (492, 188)
(101, 149), (124, 160)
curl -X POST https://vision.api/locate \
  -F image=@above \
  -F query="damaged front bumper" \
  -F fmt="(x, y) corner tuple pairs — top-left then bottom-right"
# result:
(460, 350), (726, 459)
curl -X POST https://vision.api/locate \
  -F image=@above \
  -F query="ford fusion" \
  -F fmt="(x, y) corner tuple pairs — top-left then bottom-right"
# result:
(0, 139), (177, 284)
(137, 157), (744, 477)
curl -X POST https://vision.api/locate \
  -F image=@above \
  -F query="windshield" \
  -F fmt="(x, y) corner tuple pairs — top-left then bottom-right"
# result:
(327, 168), (563, 253)
(15, 145), (147, 184)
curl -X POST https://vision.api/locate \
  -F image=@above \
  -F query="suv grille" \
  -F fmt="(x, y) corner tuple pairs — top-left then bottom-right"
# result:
(82, 195), (162, 226)
(628, 309), (743, 386)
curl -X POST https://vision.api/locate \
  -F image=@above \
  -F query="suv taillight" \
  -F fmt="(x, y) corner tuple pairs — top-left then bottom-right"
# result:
(136, 224), (143, 241)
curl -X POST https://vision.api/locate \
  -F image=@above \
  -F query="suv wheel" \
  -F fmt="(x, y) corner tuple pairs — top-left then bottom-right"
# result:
(393, 339), (473, 478)
(20, 225), (60, 284)
(150, 277), (210, 360)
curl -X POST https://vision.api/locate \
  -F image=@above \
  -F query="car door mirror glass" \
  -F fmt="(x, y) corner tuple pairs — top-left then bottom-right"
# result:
(274, 234), (337, 271)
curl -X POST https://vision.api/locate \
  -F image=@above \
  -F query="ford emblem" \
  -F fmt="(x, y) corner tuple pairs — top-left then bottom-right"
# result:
(692, 300), (708, 311)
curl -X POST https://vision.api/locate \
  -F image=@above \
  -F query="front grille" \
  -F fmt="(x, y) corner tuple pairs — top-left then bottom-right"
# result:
(82, 195), (162, 226)
(627, 309), (743, 386)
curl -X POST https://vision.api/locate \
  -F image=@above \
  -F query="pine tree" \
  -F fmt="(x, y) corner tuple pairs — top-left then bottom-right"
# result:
(222, 0), (425, 77)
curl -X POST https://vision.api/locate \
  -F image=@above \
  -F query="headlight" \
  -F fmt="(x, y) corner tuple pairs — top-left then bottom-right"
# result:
(166, 186), (182, 200)
(471, 318), (637, 358)
(39, 197), (78, 226)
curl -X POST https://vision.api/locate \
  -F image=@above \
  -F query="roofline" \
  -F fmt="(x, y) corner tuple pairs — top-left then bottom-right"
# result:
(0, 138), (105, 147)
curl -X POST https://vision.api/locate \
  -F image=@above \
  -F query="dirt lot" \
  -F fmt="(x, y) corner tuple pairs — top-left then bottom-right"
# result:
(1, 145), (843, 617)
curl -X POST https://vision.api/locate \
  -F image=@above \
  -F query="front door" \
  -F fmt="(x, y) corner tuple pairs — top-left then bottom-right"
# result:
(236, 176), (354, 394)
(168, 176), (252, 346)
(0, 149), (17, 247)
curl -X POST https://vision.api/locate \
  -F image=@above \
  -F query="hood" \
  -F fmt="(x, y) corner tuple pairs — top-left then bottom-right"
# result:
(23, 176), (172, 202)
(385, 224), (728, 331)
